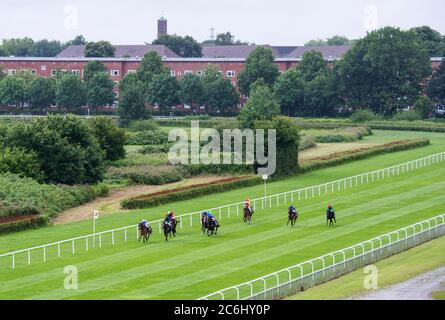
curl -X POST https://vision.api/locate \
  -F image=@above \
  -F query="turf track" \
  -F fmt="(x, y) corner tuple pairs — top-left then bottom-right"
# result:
(0, 153), (444, 299)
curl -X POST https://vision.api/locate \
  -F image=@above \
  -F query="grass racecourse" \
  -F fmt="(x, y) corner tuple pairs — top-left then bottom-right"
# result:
(0, 130), (445, 299)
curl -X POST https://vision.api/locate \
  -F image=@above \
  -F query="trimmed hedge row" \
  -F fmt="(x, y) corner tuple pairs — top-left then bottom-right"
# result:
(154, 118), (239, 128)
(300, 139), (430, 173)
(106, 165), (183, 185)
(121, 176), (261, 209)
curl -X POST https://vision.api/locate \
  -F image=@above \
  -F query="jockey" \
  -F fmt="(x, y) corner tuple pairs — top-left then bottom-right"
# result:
(168, 211), (176, 221)
(327, 204), (335, 216)
(244, 198), (252, 214)
(288, 205), (297, 215)
(203, 211), (217, 225)
(140, 219), (150, 229)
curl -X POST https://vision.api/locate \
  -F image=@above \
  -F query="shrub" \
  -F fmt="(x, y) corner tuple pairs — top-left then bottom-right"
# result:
(128, 119), (160, 132)
(92, 182), (110, 197)
(87, 117), (127, 161)
(106, 165), (183, 185)
(126, 130), (168, 145)
(0, 147), (44, 181)
(139, 144), (173, 154)
(350, 110), (381, 123)
(392, 111), (422, 122)
(413, 96), (433, 119)
(298, 135), (317, 151)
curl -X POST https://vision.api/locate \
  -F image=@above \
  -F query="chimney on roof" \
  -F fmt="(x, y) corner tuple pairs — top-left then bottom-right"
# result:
(158, 15), (167, 39)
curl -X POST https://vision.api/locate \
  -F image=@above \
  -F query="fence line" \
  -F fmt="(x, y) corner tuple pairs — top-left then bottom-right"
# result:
(199, 213), (445, 300)
(1, 151), (444, 270)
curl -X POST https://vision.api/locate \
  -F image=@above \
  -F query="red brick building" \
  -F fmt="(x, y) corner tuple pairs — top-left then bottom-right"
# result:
(0, 44), (442, 113)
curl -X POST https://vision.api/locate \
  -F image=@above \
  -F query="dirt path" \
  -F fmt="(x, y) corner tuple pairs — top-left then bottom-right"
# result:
(53, 176), (235, 225)
(353, 267), (445, 300)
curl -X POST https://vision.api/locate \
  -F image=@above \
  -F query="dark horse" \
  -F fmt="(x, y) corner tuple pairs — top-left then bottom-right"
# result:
(163, 218), (179, 241)
(326, 209), (336, 227)
(287, 208), (298, 227)
(138, 223), (153, 243)
(243, 207), (253, 224)
(203, 217), (220, 237)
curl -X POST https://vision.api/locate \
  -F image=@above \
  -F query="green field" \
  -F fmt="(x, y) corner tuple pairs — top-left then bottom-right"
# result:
(0, 130), (444, 299)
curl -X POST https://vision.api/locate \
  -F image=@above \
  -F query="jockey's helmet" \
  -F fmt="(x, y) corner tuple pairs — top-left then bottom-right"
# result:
(328, 204), (332, 209)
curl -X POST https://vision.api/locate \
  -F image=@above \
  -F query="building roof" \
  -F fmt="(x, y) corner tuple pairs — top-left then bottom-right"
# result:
(202, 45), (281, 58)
(56, 45), (179, 58)
(286, 45), (351, 59)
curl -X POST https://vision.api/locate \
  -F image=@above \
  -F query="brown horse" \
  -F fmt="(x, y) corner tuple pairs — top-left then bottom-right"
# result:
(163, 218), (180, 241)
(138, 224), (153, 243)
(243, 207), (253, 224)
(287, 209), (298, 227)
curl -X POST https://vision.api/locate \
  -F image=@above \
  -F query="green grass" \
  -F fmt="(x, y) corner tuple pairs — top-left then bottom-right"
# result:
(432, 291), (445, 300)
(0, 130), (444, 299)
(286, 235), (445, 300)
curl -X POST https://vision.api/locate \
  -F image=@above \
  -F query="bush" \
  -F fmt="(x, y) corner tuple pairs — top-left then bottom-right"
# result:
(392, 111), (422, 122)
(121, 176), (261, 209)
(92, 183), (110, 197)
(106, 165), (183, 185)
(413, 96), (433, 119)
(87, 117), (127, 161)
(298, 135), (317, 151)
(4, 115), (106, 185)
(0, 147), (44, 181)
(139, 144), (173, 154)
(128, 119), (160, 132)
(126, 130), (168, 145)
(350, 110), (381, 123)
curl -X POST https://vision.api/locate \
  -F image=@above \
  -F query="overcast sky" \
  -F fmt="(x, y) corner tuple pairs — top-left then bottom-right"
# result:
(1, 0), (444, 45)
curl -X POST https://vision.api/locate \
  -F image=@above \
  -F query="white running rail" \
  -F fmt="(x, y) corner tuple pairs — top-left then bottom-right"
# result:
(1, 151), (444, 270)
(199, 213), (445, 300)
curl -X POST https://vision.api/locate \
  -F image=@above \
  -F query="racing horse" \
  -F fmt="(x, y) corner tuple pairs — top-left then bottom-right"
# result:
(243, 207), (253, 224)
(138, 223), (153, 243)
(287, 208), (298, 227)
(205, 218), (220, 237)
(326, 209), (336, 227)
(163, 218), (180, 241)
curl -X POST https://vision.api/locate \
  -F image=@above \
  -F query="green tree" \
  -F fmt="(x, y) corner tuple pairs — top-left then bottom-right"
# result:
(201, 66), (239, 114)
(83, 61), (108, 83)
(238, 47), (280, 95)
(87, 117), (127, 161)
(303, 72), (339, 117)
(427, 61), (445, 102)
(31, 39), (63, 57)
(118, 81), (150, 126)
(254, 116), (300, 176)
(84, 41), (115, 57)
(305, 35), (354, 46)
(0, 147), (44, 181)
(147, 72), (180, 114)
(137, 51), (166, 89)
(28, 77), (56, 110)
(413, 96), (433, 119)
(411, 26), (445, 57)
(56, 74), (87, 112)
(178, 73), (204, 111)
(86, 72), (115, 109)
(0, 76), (26, 106)
(297, 50), (327, 82)
(238, 82), (280, 128)
(337, 27), (431, 116)
(153, 34), (202, 57)
(63, 35), (87, 48)
(0, 38), (34, 56)
(273, 69), (305, 116)
(6, 115), (106, 184)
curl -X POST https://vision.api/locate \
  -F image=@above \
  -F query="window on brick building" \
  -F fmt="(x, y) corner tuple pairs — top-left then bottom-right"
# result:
(7, 69), (16, 76)
(127, 70), (136, 74)
(197, 70), (204, 76)
(170, 70), (176, 77)
(226, 70), (236, 77)
(218, 70), (223, 76)
(71, 70), (80, 75)
(31, 69), (37, 76)
(184, 70), (193, 75)
(177, 71), (182, 76)
(41, 65), (47, 71)
(111, 70), (119, 77)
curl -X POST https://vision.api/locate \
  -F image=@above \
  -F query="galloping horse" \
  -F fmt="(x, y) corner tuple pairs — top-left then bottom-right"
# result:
(287, 208), (298, 227)
(138, 223), (153, 243)
(243, 207), (253, 224)
(163, 218), (179, 241)
(206, 219), (220, 237)
(326, 209), (336, 227)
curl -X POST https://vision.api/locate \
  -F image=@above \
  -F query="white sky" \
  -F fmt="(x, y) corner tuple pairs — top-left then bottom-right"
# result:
(1, 0), (444, 45)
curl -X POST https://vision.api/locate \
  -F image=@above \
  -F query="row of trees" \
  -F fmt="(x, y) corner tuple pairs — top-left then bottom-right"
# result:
(0, 61), (116, 113)
(236, 26), (445, 118)
(118, 52), (239, 124)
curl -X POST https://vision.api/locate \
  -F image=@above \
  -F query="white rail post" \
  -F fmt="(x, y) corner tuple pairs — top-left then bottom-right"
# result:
(12, 253), (15, 270)
(99, 234), (102, 248)
(28, 250), (31, 265)
(190, 214), (193, 227)
(72, 240), (75, 254)
(124, 228), (127, 242)
(112, 231), (115, 245)
(86, 237), (89, 251)
(43, 247), (46, 262)
(58, 242), (61, 258)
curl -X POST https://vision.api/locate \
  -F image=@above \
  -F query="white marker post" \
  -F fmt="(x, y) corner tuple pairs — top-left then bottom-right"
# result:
(263, 174), (268, 207)
(93, 210), (99, 248)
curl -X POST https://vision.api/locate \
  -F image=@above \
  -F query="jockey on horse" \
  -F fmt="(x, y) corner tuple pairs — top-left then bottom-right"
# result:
(326, 204), (336, 226)
(202, 211), (218, 227)
(139, 219), (150, 230)
(164, 211), (176, 226)
(244, 198), (253, 215)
